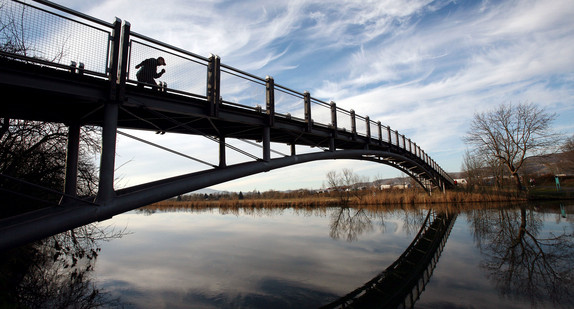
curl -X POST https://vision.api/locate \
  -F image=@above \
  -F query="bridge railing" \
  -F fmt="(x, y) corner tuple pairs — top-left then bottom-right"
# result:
(127, 33), (209, 100)
(220, 63), (267, 112)
(334, 106), (352, 134)
(0, 0), (113, 77)
(309, 97), (331, 129)
(0, 0), (453, 184)
(274, 84), (305, 120)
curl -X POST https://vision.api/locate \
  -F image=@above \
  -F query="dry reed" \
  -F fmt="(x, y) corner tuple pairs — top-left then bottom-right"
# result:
(146, 189), (526, 210)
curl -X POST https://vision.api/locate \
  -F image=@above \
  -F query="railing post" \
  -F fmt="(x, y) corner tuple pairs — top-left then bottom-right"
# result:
(402, 135), (406, 150)
(365, 116), (371, 139)
(108, 18), (122, 100)
(266, 76), (275, 127)
(330, 101), (337, 134)
(117, 21), (131, 101)
(387, 126), (391, 144)
(350, 109), (356, 138)
(377, 121), (382, 145)
(207, 54), (221, 117)
(304, 91), (312, 132)
(395, 131), (399, 147)
(330, 101), (337, 151)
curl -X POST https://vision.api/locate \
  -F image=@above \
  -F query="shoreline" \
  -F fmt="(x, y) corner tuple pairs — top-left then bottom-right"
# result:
(145, 188), (572, 210)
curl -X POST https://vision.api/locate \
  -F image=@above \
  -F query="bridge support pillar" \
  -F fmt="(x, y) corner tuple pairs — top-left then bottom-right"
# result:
(96, 102), (118, 204)
(219, 136), (226, 167)
(263, 126), (270, 161)
(291, 143), (296, 156)
(62, 122), (80, 201)
(329, 137), (335, 152)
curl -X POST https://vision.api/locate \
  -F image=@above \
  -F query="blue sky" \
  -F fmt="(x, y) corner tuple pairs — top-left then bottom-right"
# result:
(52, 0), (574, 192)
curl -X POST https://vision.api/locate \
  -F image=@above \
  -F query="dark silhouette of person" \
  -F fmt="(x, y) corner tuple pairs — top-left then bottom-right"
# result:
(135, 57), (166, 87)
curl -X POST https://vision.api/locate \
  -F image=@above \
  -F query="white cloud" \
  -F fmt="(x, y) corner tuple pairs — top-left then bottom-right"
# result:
(47, 0), (574, 190)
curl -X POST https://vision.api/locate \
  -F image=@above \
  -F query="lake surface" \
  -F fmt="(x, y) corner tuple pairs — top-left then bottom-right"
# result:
(7, 202), (573, 308)
(85, 202), (573, 308)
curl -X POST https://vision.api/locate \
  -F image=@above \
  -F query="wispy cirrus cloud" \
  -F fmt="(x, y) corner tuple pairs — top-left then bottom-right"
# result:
(51, 0), (574, 190)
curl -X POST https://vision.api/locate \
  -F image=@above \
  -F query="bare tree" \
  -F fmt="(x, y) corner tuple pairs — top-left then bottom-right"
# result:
(562, 134), (574, 170)
(325, 168), (367, 205)
(564, 135), (574, 153)
(469, 206), (574, 306)
(462, 149), (485, 190)
(329, 208), (373, 242)
(464, 102), (559, 192)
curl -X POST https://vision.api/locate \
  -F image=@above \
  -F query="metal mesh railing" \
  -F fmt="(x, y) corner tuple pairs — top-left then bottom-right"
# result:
(355, 115), (368, 137)
(274, 84), (305, 120)
(369, 120), (381, 141)
(220, 64), (266, 110)
(128, 39), (207, 98)
(311, 98), (332, 128)
(0, 0), (112, 75)
(336, 107), (352, 133)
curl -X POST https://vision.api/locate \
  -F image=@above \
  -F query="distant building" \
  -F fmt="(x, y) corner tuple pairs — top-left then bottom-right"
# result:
(454, 179), (468, 186)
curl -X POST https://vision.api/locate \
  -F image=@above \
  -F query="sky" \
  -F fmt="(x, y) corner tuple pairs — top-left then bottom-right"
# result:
(49, 0), (574, 193)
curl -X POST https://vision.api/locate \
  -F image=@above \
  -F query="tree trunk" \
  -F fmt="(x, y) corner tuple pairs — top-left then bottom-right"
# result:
(512, 172), (523, 192)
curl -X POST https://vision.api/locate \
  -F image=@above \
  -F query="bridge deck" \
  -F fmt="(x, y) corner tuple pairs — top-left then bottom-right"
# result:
(1, 57), (400, 153)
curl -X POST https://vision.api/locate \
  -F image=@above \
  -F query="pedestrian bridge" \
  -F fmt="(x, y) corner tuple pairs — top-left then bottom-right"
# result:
(0, 0), (454, 250)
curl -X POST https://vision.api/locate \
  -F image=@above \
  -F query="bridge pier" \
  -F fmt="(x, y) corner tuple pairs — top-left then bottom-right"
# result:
(96, 102), (119, 203)
(329, 137), (335, 152)
(63, 122), (81, 201)
(219, 136), (226, 167)
(263, 126), (270, 161)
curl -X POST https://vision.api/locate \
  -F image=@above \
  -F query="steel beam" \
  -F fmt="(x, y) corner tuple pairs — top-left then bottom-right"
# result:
(63, 122), (81, 199)
(96, 101), (118, 203)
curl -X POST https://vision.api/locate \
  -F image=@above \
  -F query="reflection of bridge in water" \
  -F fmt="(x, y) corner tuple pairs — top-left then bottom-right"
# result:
(322, 210), (457, 309)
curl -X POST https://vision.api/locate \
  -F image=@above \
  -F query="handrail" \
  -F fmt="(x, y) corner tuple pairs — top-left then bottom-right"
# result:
(31, 0), (114, 28)
(129, 32), (209, 63)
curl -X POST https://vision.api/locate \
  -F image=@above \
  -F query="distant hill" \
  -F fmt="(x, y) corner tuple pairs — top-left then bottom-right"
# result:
(454, 151), (574, 179)
(520, 152), (574, 176)
(191, 188), (226, 195)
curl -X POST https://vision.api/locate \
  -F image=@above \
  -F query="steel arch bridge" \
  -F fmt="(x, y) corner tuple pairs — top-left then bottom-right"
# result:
(0, 0), (454, 250)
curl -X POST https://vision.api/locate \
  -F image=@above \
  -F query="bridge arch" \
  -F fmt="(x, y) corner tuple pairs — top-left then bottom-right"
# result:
(0, 149), (441, 251)
(112, 148), (445, 212)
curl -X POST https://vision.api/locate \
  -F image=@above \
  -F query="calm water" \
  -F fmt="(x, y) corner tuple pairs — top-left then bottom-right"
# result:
(6, 202), (573, 308)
